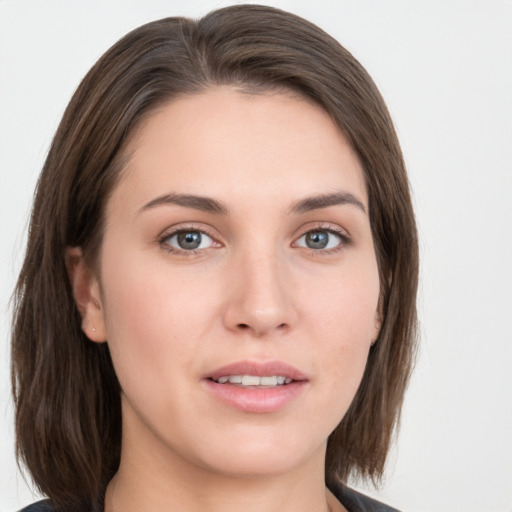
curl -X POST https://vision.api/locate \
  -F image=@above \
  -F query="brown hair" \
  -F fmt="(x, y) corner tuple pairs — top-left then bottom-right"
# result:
(11, 4), (418, 510)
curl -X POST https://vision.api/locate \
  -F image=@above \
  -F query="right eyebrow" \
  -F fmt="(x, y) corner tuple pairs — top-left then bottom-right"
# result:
(137, 193), (230, 216)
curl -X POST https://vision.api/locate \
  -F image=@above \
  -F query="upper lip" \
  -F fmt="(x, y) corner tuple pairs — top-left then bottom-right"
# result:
(205, 360), (308, 382)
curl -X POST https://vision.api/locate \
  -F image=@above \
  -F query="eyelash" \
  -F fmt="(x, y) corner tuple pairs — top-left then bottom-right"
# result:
(158, 224), (350, 257)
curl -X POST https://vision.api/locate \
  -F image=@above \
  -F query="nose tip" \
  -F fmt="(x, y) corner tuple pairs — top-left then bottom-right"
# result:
(222, 257), (297, 338)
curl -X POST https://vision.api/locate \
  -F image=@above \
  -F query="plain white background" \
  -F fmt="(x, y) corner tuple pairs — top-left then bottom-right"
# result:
(1, 1), (511, 511)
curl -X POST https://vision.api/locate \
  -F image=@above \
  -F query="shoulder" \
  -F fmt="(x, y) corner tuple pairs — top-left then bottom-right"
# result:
(17, 499), (95, 512)
(329, 480), (401, 512)
(18, 500), (55, 512)
(20, 487), (400, 512)
(18, 498), (96, 512)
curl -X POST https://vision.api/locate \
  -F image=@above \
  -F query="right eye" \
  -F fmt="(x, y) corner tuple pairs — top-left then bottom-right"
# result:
(161, 230), (216, 252)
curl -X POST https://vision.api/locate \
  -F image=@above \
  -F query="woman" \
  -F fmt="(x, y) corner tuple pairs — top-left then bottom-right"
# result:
(11, 5), (418, 512)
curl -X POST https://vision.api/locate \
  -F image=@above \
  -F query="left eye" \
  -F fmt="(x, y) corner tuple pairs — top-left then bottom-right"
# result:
(295, 229), (342, 250)
(164, 230), (215, 251)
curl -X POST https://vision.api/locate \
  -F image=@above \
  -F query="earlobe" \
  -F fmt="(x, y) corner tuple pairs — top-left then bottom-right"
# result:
(65, 247), (106, 343)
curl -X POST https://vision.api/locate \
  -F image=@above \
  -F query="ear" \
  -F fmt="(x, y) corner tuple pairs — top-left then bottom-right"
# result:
(65, 247), (107, 343)
(371, 308), (383, 346)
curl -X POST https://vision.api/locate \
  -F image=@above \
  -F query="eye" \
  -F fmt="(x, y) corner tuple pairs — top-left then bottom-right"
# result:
(163, 230), (215, 251)
(295, 229), (343, 251)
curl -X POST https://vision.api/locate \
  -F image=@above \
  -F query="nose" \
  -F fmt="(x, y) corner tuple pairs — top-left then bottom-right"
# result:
(222, 248), (298, 338)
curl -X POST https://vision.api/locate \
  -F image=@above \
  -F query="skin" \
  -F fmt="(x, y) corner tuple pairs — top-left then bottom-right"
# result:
(68, 87), (381, 512)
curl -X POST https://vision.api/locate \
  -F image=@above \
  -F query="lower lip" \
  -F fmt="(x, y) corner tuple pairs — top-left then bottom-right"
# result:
(202, 379), (307, 413)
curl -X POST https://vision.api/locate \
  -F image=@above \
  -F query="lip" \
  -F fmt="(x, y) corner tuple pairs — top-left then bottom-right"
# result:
(202, 360), (309, 413)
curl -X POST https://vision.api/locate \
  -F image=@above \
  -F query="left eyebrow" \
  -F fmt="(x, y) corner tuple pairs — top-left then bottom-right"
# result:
(289, 192), (367, 215)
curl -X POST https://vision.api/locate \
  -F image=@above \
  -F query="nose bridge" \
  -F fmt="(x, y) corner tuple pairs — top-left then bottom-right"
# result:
(223, 241), (296, 336)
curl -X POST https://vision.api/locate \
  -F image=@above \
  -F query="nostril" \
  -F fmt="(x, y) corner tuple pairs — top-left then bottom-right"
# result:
(236, 322), (288, 333)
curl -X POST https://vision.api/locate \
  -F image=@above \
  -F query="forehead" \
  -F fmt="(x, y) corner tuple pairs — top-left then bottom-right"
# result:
(111, 87), (367, 216)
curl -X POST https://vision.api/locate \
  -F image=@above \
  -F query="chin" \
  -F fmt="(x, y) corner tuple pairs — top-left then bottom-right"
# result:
(202, 451), (310, 478)
(190, 428), (326, 479)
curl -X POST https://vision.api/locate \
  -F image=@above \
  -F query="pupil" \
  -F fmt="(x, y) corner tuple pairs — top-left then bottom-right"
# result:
(178, 231), (201, 250)
(306, 231), (328, 249)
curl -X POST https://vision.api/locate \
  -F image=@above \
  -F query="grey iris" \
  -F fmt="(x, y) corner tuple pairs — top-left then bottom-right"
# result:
(177, 231), (202, 250)
(306, 231), (329, 249)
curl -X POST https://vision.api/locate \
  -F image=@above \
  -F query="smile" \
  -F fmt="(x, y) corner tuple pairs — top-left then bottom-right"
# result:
(203, 361), (308, 413)
(213, 375), (293, 386)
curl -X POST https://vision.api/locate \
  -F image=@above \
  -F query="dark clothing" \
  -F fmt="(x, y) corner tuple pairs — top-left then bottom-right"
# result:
(330, 479), (401, 512)
(19, 481), (400, 512)
(19, 502), (53, 512)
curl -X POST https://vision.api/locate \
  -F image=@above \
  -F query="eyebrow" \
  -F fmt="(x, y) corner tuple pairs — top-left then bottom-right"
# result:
(137, 190), (366, 217)
(290, 192), (366, 215)
(138, 193), (230, 216)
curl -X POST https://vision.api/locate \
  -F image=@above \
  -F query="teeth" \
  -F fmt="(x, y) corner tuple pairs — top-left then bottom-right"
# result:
(215, 375), (292, 386)
(242, 375), (261, 386)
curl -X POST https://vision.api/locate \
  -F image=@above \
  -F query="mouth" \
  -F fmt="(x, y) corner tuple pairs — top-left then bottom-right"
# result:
(209, 374), (294, 387)
(203, 360), (308, 413)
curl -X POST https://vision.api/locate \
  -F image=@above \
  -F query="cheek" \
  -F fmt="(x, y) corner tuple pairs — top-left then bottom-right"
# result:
(301, 259), (380, 403)
(304, 257), (380, 344)
(99, 247), (230, 391)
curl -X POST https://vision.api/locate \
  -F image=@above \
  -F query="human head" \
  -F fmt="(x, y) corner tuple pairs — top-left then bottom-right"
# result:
(11, 4), (418, 509)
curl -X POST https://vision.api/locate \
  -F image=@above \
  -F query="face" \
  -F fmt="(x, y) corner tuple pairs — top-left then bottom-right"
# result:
(73, 87), (381, 479)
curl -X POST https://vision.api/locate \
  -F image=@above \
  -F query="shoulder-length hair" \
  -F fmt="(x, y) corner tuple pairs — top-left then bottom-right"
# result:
(12, 4), (418, 511)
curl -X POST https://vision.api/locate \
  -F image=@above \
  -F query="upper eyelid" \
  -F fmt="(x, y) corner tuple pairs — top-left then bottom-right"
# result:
(292, 221), (350, 240)
(159, 223), (219, 240)
(293, 228), (347, 248)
